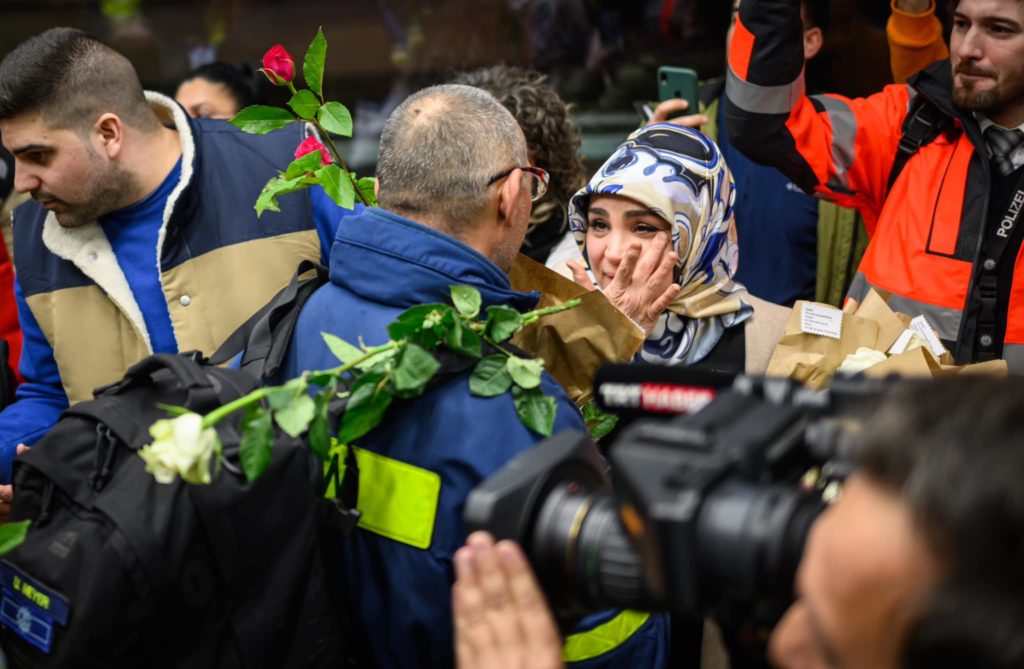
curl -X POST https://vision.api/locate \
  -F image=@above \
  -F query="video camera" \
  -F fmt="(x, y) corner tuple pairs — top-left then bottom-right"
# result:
(464, 370), (884, 628)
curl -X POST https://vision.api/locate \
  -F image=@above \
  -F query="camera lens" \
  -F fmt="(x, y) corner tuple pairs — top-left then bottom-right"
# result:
(696, 481), (824, 610)
(529, 483), (654, 613)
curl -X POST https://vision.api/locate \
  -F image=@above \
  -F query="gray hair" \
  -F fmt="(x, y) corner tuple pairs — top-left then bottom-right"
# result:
(376, 84), (527, 236)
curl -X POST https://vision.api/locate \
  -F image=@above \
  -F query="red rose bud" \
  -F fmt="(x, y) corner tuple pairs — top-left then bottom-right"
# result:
(295, 136), (333, 167)
(261, 44), (295, 85)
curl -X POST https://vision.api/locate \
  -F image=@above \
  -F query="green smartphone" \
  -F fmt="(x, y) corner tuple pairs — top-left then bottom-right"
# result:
(657, 66), (700, 118)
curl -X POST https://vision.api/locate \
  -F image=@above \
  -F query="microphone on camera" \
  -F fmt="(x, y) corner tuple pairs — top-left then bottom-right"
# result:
(593, 364), (737, 416)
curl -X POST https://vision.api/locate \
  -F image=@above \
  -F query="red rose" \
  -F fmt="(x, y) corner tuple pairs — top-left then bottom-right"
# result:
(295, 136), (333, 167)
(261, 45), (295, 86)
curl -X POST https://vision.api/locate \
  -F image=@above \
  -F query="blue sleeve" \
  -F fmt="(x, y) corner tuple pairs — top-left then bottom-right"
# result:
(565, 610), (671, 669)
(309, 185), (363, 266)
(0, 280), (69, 482)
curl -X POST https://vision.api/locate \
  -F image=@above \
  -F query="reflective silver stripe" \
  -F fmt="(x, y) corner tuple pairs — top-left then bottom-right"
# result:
(886, 294), (963, 341)
(846, 272), (871, 302)
(847, 274), (963, 341)
(725, 67), (806, 115)
(812, 95), (858, 192)
(906, 86), (919, 114)
(1001, 344), (1024, 374)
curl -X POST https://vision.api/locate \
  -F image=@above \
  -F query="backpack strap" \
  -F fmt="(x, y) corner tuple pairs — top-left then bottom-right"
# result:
(886, 96), (949, 196)
(208, 260), (330, 380)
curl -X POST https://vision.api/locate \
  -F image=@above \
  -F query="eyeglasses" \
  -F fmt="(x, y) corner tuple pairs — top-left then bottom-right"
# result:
(485, 165), (550, 202)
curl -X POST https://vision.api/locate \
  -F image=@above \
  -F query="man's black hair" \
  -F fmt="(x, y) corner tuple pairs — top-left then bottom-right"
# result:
(856, 377), (1024, 669)
(801, 0), (831, 32)
(179, 62), (269, 110)
(0, 27), (156, 131)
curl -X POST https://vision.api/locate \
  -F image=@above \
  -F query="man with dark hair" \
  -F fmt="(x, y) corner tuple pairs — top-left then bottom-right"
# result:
(0, 28), (347, 484)
(454, 376), (1024, 669)
(277, 83), (668, 669)
(725, 0), (1024, 371)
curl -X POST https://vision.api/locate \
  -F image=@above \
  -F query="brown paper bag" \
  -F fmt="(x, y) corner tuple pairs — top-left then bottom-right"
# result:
(852, 289), (908, 353)
(509, 254), (645, 406)
(766, 301), (881, 389)
(862, 347), (939, 378)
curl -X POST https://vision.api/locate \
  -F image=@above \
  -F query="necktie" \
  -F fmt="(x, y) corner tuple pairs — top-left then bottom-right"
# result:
(985, 125), (1024, 177)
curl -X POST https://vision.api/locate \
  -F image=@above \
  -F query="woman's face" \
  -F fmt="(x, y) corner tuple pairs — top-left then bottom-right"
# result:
(585, 194), (673, 288)
(175, 78), (239, 120)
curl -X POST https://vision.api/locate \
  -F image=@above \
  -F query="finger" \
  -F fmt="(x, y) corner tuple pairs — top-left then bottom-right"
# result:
(666, 114), (708, 129)
(15, 444), (27, 455)
(644, 251), (679, 299)
(566, 261), (597, 292)
(474, 539), (523, 652)
(0, 485), (11, 505)
(609, 244), (642, 291)
(648, 98), (689, 124)
(648, 283), (682, 319)
(496, 541), (562, 652)
(453, 546), (491, 665)
(633, 235), (669, 283)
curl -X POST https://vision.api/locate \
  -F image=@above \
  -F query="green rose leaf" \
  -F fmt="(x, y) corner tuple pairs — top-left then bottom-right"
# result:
(337, 373), (394, 444)
(445, 321), (482, 358)
(317, 101), (353, 137)
(357, 176), (378, 206)
(506, 355), (544, 390)
(239, 406), (274, 482)
(307, 390), (332, 460)
(582, 400), (619, 441)
(304, 27), (327, 99)
(307, 370), (336, 387)
(322, 332), (363, 365)
(0, 520), (30, 555)
(387, 303), (452, 348)
(392, 342), (441, 394)
(484, 305), (524, 343)
(469, 355), (513, 397)
(288, 89), (321, 121)
(285, 151), (325, 179)
(450, 285), (482, 318)
(255, 174), (316, 217)
(511, 385), (556, 437)
(255, 185), (282, 217)
(230, 105), (296, 135)
(274, 393), (316, 437)
(267, 377), (308, 410)
(316, 163), (355, 209)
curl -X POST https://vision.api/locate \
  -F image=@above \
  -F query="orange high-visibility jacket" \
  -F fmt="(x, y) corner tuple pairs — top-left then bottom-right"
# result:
(724, 0), (1024, 370)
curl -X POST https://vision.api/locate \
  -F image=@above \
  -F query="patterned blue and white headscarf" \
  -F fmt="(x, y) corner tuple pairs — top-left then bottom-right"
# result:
(567, 123), (752, 365)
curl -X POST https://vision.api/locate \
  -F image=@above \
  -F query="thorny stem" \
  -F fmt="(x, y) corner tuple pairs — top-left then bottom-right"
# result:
(196, 299), (581, 430)
(200, 341), (401, 429)
(310, 118), (370, 207)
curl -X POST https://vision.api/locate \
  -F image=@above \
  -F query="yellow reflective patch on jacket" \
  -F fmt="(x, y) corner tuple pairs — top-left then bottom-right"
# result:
(323, 442), (441, 550)
(561, 610), (651, 663)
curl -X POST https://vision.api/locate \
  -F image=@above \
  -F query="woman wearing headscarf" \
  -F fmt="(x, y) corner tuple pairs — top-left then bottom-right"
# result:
(566, 123), (789, 373)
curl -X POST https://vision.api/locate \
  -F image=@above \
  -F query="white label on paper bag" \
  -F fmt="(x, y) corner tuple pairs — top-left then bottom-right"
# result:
(800, 303), (843, 339)
(888, 329), (915, 355)
(909, 315), (947, 358)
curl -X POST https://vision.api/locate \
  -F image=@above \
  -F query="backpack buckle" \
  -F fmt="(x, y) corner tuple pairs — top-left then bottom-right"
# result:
(321, 498), (362, 538)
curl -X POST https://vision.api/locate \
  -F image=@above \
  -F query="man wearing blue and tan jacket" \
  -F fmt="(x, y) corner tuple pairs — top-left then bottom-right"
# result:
(0, 27), (350, 487)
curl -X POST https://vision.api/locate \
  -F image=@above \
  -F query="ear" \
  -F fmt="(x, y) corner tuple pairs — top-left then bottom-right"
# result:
(495, 167), (525, 228)
(803, 26), (824, 61)
(93, 113), (125, 160)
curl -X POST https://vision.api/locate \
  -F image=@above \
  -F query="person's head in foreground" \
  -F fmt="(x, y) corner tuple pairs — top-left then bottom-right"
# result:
(376, 83), (543, 273)
(0, 27), (178, 228)
(454, 376), (1024, 669)
(566, 123), (751, 364)
(175, 62), (263, 120)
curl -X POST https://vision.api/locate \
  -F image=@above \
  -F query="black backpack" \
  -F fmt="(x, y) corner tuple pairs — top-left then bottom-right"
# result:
(0, 263), (367, 668)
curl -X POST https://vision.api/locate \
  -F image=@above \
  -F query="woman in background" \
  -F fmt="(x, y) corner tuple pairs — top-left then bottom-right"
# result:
(174, 62), (266, 120)
(566, 123), (789, 374)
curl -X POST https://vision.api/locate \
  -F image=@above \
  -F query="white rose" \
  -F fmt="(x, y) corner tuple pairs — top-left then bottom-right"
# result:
(138, 413), (219, 485)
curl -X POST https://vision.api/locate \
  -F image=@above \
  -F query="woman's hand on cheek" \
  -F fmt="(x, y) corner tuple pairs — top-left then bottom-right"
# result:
(600, 238), (681, 333)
